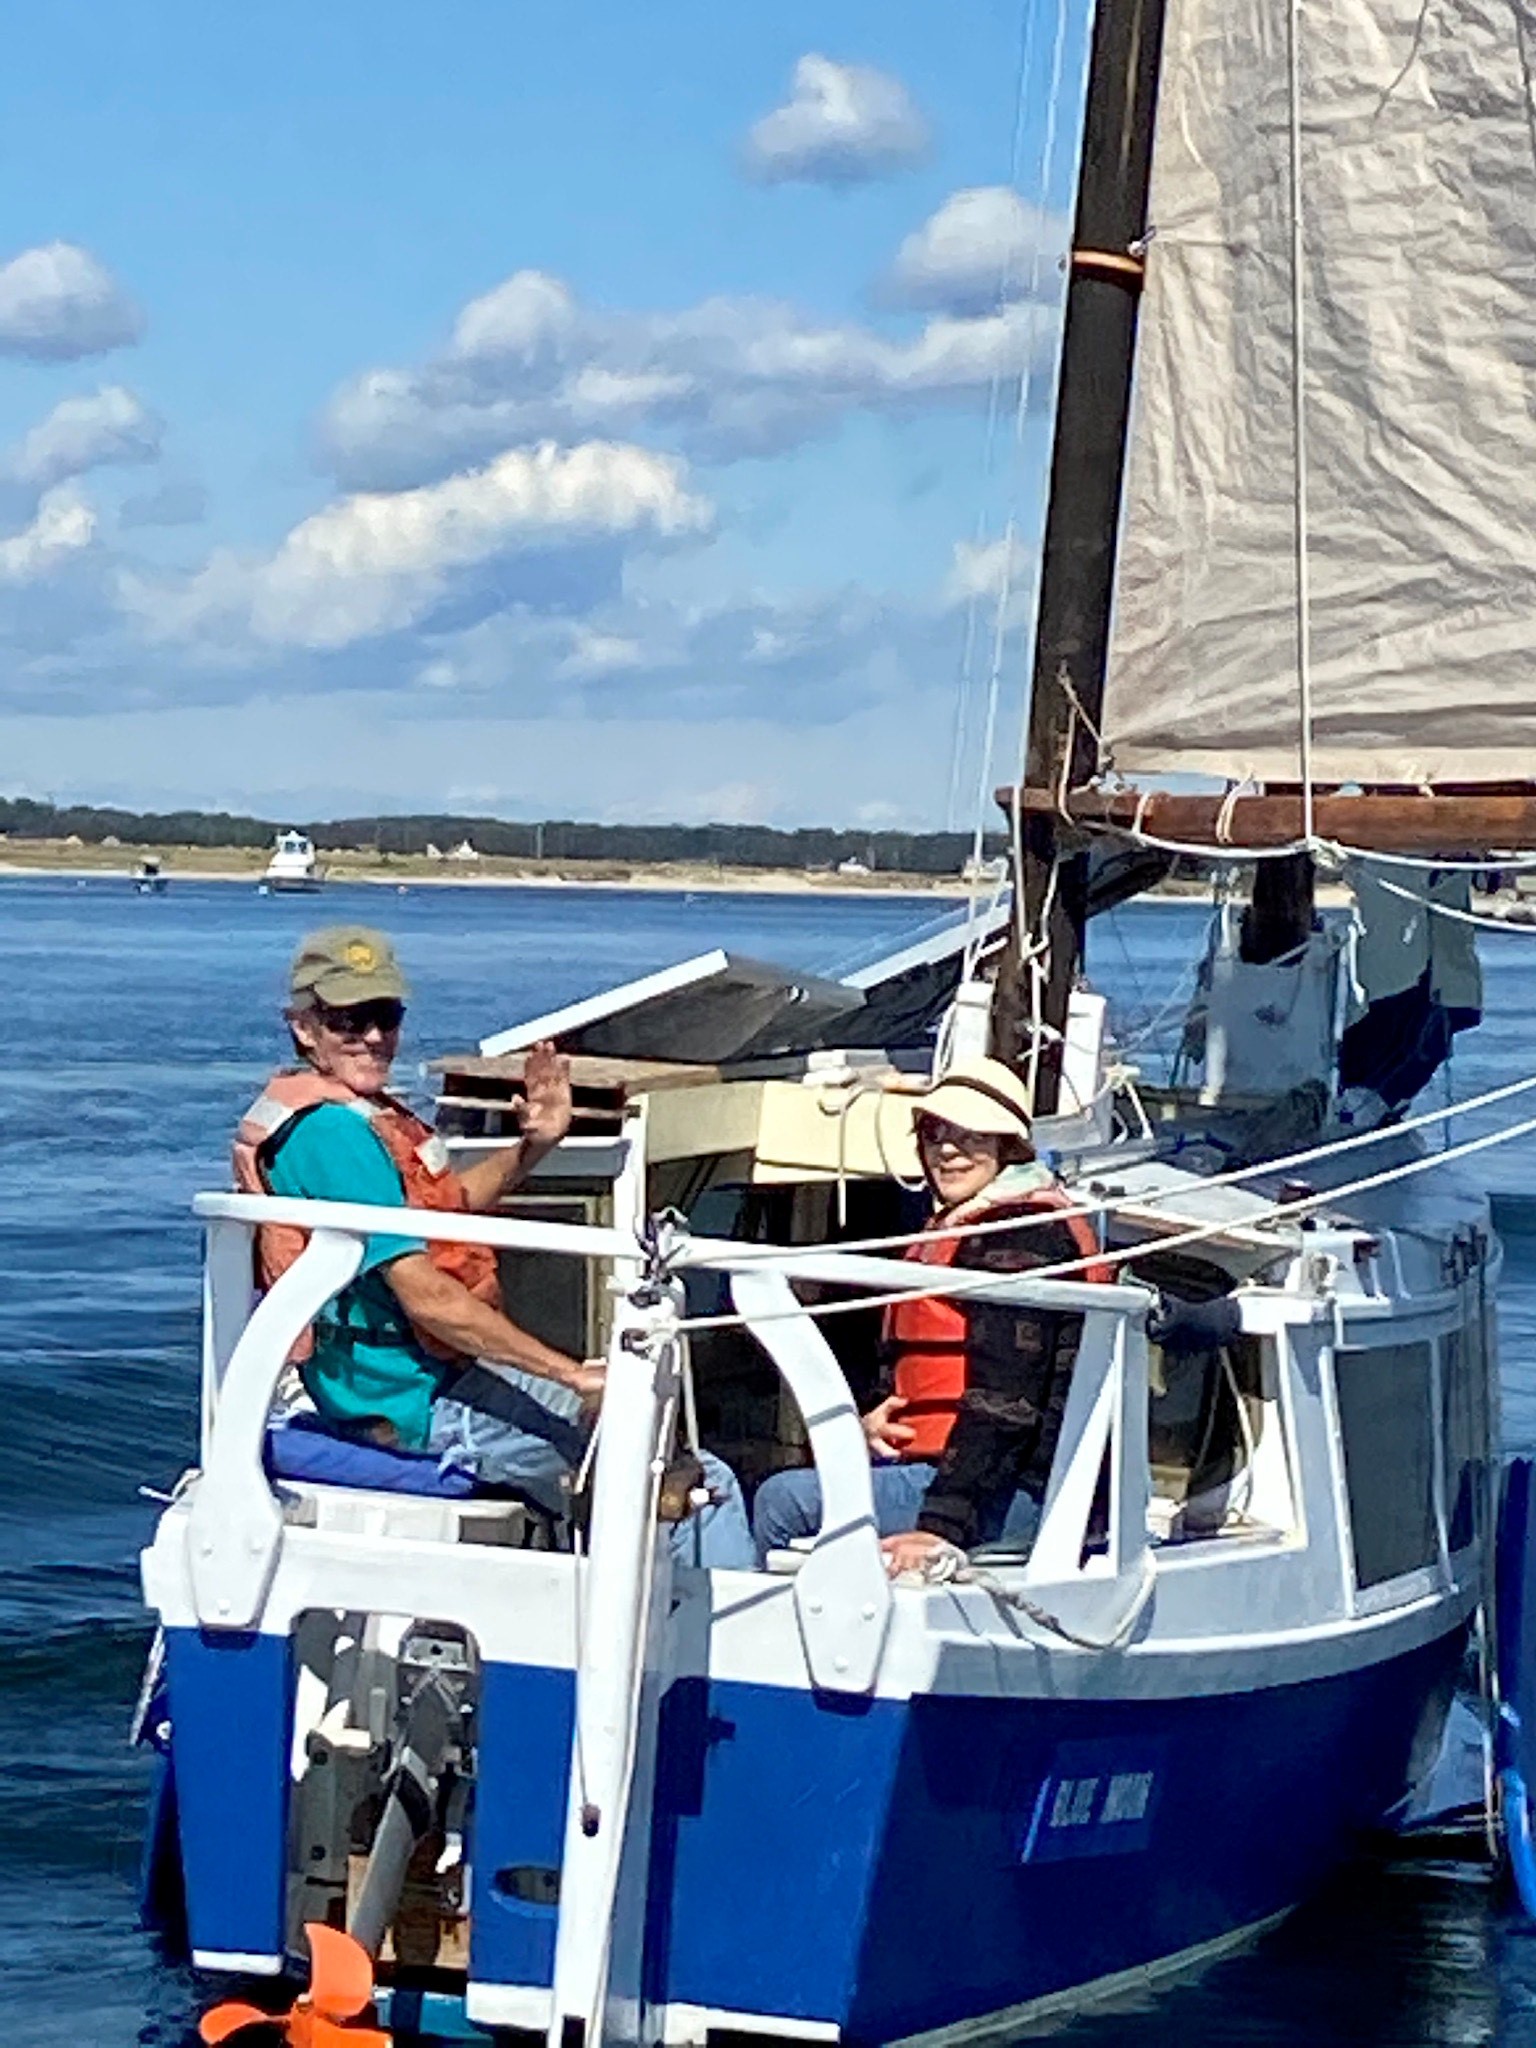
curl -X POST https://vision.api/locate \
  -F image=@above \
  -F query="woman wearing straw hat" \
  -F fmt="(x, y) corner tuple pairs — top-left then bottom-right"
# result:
(752, 1057), (1107, 1578)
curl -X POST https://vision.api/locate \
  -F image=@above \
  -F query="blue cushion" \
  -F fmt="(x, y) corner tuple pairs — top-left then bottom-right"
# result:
(265, 1416), (476, 1498)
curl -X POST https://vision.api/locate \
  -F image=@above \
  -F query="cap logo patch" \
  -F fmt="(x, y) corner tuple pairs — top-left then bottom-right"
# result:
(344, 940), (378, 975)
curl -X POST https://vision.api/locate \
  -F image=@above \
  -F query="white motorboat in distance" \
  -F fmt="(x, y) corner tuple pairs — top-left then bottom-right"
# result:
(261, 830), (324, 894)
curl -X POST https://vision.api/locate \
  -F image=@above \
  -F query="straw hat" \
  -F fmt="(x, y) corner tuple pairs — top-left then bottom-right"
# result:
(908, 1056), (1032, 1139)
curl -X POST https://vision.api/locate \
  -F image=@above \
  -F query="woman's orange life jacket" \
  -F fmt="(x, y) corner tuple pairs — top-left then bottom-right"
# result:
(231, 1068), (501, 1363)
(885, 1184), (1111, 1462)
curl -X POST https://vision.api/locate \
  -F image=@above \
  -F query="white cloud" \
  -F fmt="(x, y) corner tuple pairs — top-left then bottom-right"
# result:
(6, 386), (162, 489)
(125, 438), (712, 652)
(558, 627), (646, 679)
(0, 243), (142, 362)
(744, 55), (929, 185)
(887, 187), (1067, 313)
(449, 269), (579, 364)
(320, 270), (1048, 487)
(945, 533), (1036, 631)
(946, 534), (1024, 604)
(0, 488), (96, 583)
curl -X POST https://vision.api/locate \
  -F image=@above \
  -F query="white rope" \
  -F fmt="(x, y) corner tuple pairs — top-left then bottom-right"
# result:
(1363, 872), (1536, 934)
(674, 1097), (1536, 1336)
(723, 1060), (1536, 1266)
(1098, 815), (1536, 873)
(1119, 816), (1314, 862)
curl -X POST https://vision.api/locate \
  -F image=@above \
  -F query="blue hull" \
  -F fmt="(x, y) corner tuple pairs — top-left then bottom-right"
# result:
(159, 1621), (1463, 2040)
(645, 1630), (1464, 2040)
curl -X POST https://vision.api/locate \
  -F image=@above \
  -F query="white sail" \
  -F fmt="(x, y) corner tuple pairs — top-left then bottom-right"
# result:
(1099, 0), (1536, 786)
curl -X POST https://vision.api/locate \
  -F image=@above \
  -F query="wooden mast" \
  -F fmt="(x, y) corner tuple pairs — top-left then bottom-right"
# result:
(991, 0), (1173, 1108)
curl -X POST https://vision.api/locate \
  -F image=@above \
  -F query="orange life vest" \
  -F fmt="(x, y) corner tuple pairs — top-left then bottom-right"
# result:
(885, 1184), (1111, 1462)
(232, 1069), (501, 1362)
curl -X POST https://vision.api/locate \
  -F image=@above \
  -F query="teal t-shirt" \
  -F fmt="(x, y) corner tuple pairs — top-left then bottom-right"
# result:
(263, 1102), (443, 1449)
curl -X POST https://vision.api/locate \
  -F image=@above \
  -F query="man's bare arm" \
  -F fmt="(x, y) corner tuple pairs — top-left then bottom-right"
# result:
(455, 1139), (552, 1213)
(456, 1040), (572, 1212)
(385, 1253), (604, 1399)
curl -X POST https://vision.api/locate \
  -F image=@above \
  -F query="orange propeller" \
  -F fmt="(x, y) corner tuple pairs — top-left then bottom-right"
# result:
(199, 1924), (389, 2048)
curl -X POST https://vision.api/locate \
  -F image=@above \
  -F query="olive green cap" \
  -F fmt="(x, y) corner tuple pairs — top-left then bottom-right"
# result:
(288, 926), (409, 1008)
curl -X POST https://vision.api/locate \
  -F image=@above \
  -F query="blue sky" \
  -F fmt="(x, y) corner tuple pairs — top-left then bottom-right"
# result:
(0, 0), (1088, 827)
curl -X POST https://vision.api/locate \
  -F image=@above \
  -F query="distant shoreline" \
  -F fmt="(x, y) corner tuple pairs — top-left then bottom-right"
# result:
(0, 841), (971, 900)
(0, 839), (1350, 908)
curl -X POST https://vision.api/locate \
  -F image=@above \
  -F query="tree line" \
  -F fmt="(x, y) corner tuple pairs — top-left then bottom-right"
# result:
(0, 797), (1009, 876)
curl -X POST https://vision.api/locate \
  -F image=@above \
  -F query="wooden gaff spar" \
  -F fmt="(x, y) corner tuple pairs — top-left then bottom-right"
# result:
(999, 784), (1536, 856)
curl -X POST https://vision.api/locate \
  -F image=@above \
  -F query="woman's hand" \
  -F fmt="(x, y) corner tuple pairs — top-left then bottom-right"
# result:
(861, 1394), (915, 1463)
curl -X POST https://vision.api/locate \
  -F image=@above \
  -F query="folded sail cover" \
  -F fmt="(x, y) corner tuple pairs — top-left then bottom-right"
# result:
(1101, 0), (1536, 786)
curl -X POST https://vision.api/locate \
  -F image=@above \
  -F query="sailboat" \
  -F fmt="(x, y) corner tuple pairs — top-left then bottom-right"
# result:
(137, 0), (1533, 2040)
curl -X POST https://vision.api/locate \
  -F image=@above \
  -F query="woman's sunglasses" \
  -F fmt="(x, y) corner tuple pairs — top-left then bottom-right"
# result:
(915, 1114), (996, 1153)
(315, 998), (406, 1036)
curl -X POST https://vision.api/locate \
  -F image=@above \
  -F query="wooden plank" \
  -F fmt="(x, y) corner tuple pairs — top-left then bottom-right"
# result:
(1000, 784), (1536, 853)
(432, 1053), (723, 1099)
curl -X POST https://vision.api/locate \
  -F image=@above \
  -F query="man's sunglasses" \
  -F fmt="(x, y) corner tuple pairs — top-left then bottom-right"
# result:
(315, 998), (406, 1036)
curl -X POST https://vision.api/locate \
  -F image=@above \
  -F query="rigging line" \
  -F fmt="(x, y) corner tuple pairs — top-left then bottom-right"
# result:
(947, 0), (1043, 843)
(698, 1058), (1536, 1267)
(1320, 839), (1536, 874)
(1286, 0), (1317, 846)
(1115, 949), (1205, 1057)
(672, 1098), (1536, 1337)
(1360, 870), (1536, 935)
(1004, 0), (1077, 955)
(1080, 815), (1536, 874)
(977, 0), (1075, 894)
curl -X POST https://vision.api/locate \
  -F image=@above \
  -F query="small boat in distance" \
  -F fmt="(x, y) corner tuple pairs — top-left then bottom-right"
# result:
(260, 830), (324, 894)
(131, 857), (167, 895)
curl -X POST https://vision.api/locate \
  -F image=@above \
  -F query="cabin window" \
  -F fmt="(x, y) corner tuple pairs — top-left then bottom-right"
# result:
(1148, 1334), (1266, 1525)
(1441, 1321), (1491, 1556)
(1126, 1250), (1270, 1534)
(494, 1195), (602, 1361)
(1334, 1342), (1438, 1587)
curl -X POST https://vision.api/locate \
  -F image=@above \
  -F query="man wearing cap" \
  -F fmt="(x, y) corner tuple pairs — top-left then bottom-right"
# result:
(752, 1056), (1107, 1576)
(234, 926), (755, 1567)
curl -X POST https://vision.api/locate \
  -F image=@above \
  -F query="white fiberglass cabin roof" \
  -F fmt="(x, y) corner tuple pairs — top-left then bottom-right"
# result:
(478, 900), (1011, 1064)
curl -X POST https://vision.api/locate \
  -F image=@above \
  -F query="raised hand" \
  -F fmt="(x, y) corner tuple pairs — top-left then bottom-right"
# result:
(520, 1039), (573, 1148)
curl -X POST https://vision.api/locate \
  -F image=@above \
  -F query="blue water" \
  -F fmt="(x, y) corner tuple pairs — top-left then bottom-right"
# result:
(4, 875), (1536, 2044)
